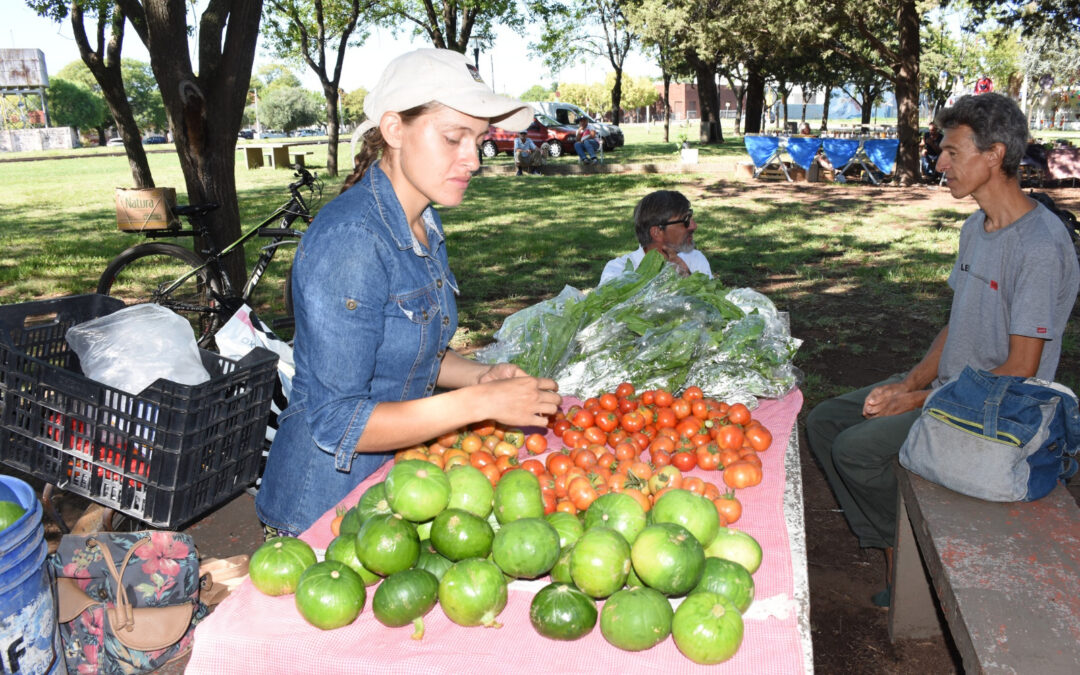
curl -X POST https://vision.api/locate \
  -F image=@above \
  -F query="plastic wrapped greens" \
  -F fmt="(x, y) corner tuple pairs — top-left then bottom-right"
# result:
(473, 251), (802, 400)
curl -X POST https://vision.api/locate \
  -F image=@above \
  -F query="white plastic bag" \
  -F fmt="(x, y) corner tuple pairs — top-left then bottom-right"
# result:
(65, 304), (211, 395)
(215, 304), (294, 402)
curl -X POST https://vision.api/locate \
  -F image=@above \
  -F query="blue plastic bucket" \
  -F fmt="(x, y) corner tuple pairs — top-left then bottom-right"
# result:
(0, 475), (65, 675)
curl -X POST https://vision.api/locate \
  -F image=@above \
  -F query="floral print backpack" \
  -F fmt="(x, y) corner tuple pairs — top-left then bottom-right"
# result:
(49, 532), (208, 675)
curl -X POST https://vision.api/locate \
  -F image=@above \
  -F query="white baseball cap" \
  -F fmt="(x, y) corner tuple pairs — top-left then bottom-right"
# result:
(359, 49), (533, 134)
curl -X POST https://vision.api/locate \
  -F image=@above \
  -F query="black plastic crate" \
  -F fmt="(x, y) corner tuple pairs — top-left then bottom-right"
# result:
(0, 294), (278, 528)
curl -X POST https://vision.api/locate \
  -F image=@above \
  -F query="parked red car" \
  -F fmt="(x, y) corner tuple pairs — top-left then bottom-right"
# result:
(481, 114), (577, 159)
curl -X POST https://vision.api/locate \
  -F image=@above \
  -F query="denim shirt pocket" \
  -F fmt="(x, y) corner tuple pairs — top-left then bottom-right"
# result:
(388, 282), (443, 395)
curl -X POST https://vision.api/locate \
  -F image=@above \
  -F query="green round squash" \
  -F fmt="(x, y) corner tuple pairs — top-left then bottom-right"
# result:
(583, 492), (647, 544)
(549, 545), (575, 585)
(490, 518), (560, 579)
(348, 481), (392, 533)
(249, 536), (317, 596)
(599, 586), (673, 651)
(372, 568), (440, 639)
(692, 557), (755, 612)
(384, 460), (451, 522)
(650, 489), (720, 548)
(630, 522), (704, 596)
(569, 526), (631, 599)
(529, 582), (598, 641)
(354, 513), (420, 576)
(430, 508), (494, 561)
(294, 560), (366, 630)
(414, 541), (454, 582)
(493, 469), (544, 524)
(704, 527), (763, 574)
(447, 465), (495, 518)
(438, 558), (508, 627)
(671, 592), (744, 664)
(545, 511), (585, 549)
(324, 534), (381, 586)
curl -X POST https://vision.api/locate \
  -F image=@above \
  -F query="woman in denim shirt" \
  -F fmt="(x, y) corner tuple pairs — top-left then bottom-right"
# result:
(256, 50), (562, 535)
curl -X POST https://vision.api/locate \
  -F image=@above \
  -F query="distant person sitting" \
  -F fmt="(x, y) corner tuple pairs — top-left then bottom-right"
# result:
(799, 122), (813, 135)
(514, 130), (542, 175)
(573, 118), (600, 164)
(599, 190), (712, 285)
(921, 122), (943, 180)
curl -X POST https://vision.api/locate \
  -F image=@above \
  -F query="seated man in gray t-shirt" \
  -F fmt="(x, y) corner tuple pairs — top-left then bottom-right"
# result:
(805, 93), (1080, 609)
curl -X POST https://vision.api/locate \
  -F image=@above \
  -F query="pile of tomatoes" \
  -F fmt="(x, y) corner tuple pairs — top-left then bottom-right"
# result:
(393, 382), (774, 530)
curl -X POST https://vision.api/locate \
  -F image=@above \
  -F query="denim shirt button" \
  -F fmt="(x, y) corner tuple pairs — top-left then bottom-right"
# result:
(442, 315), (450, 326)
(436, 278), (443, 288)
(345, 299), (357, 310)
(422, 310), (429, 321)
(437, 349), (445, 358)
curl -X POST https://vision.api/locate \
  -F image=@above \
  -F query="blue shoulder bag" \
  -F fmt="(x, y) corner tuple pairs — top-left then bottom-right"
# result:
(899, 366), (1080, 502)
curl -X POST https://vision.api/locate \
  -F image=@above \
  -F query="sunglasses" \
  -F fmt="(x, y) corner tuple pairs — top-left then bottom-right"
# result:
(659, 210), (693, 228)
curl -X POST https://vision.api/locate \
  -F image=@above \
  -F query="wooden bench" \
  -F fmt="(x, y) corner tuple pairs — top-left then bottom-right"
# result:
(240, 142), (310, 169)
(889, 468), (1080, 673)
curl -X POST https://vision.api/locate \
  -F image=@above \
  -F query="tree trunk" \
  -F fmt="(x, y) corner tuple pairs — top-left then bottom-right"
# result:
(71, 3), (154, 187)
(96, 126), (106, 146)
(133, 0), (263, 289)
(893, 0), (920, 185)
(744, 64), (765, 134)
(686, 51), (722, 143)
(324, 85), (340, 177)
(662, 72), (671, 143)
(860, 85), (874, 125)
(610, 67), (623, 125)
(821, 86), (831, 131)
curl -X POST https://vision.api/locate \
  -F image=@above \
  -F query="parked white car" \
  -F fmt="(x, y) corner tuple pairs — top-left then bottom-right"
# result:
(527, 101), (624, 150)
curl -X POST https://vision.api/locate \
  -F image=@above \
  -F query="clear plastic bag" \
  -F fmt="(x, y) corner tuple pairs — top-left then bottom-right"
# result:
(475, 251), (802, 401)
(66, 304), (211, 395)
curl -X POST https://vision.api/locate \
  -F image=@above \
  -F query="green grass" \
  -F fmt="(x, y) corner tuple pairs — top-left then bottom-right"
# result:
(1, 141), (1077, 409)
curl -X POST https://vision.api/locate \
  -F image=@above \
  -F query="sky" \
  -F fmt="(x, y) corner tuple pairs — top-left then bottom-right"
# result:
(7, 3), (660, 98)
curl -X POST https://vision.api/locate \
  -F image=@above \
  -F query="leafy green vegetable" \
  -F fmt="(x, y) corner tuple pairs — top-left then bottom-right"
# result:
(474, 252), (802, 400)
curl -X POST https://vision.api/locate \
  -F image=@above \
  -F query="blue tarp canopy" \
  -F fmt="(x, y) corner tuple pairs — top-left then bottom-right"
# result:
(865, 139), (900, 175)
(786, 137), (821, 170)
(745, 135), (780, 168)
(822, 138), (859, 170)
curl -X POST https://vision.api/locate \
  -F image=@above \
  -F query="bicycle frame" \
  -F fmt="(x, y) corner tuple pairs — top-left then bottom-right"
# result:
(142, 191), (311, 306)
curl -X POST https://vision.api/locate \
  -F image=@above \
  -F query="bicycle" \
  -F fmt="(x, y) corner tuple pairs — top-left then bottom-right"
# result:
(97, 166), (322, 346)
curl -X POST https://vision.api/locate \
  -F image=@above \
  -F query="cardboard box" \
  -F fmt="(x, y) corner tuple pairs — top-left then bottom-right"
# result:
(115, 187), (179, 231)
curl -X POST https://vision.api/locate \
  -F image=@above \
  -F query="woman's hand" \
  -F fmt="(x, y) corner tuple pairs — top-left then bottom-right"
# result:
(476, 362), (530, 384)
(477, 374), (561, 428)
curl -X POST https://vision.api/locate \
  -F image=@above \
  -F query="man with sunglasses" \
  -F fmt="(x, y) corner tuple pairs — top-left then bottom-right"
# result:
(599, 190), (712, 285)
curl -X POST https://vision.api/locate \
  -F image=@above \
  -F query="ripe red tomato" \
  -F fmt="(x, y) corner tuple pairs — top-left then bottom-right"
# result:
(620, 411), (645, 433)
(651, 450), (671, 468)
(682, 385), (704, 401)
(552, 419), (571, 437)
(598, 393), (619, 411)
(714, 494), (742, 524)
(654, 408), (677, 429)
(594, 411), (619, 433)
(640, 390), (656, 406)
(546, 452), (572, 476)
(716, 424), (745, 451)
(525, 433), (548, 454)
(583, 426), (608, 445)
(671, 398), (692, 419)
(571, 409), (595, 429)
(653, 389), (674, 408)
(671, 450), (697, 472)
(617, 397), (639, 414)
(723, 461), (763, 489)
(607, 429), (629, 448)
(727, 403), (752, 426)
(696, 444), (721, 470)
(582, 397), (600, 411)
(615, 382), (636, 399)
(745, 424), (773, 452)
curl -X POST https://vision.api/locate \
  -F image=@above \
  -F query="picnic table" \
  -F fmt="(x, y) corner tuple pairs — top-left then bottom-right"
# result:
(185, 389), (811, 674)
(239, 141), (314, 170)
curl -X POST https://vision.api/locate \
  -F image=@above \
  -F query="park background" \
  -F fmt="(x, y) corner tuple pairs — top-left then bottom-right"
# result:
(3, 1), (1080, 673)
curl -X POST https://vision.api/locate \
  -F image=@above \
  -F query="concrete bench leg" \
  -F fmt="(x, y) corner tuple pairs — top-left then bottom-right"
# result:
(244, 147), (264, 169)
(888, 487), (941, 641)
(291, 153), (305, 168)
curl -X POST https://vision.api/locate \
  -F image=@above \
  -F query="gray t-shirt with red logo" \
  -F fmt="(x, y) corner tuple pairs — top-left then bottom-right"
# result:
(937, 201), (1079, 386)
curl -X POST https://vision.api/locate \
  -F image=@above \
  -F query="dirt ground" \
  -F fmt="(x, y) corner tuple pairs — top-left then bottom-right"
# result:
(29, 180), (1080, 674)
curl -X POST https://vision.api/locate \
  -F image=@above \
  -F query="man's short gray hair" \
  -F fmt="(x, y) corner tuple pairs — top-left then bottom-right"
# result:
(633, 191), (691, 247)
(935, 93), (1028, 178)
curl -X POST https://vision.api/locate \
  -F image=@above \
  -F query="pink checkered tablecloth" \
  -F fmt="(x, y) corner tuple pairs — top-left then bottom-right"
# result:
(186, 389), (806, 674)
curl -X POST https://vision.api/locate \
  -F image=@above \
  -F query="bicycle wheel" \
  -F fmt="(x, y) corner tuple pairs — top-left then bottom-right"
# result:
(97, 242), (226, 346)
